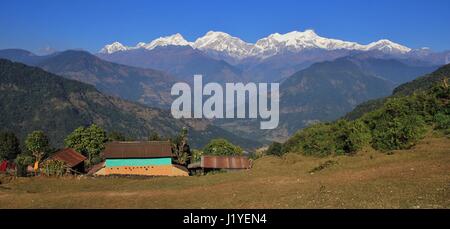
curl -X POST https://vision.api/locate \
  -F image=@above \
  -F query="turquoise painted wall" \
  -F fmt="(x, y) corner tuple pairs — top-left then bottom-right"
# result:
(105, 158), (172, 167)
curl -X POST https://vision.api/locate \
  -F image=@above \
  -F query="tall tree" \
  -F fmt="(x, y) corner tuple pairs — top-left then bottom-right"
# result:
(172, 127), (191, 165)
(25, 131), (50, 166)
(64, 124), (107, 165)
(0, 131), (21, 161)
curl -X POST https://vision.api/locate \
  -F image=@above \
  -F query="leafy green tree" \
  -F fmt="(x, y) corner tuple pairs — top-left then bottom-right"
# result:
(203, 138), (243, 156)
(172, 128), (191, 165)
(0, 131), (21, 161)
(64, 124), (107, 165)
(14, 153), (34, 177)
(25, 131), (50, 164)
(191, 149), (203, 162)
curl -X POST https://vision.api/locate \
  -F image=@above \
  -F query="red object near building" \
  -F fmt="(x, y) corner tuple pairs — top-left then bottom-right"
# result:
(0, 160), (8, 172)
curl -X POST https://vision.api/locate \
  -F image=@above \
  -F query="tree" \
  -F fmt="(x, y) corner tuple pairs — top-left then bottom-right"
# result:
(203, 138), (243, 156)
(172, 127), (191, 165)
(25, 131), (50, 165)
(14, 153), (34, 177)
(191, 149), (203, 162)
(64, 124), (107, 165)
(0, 131), (21, 161)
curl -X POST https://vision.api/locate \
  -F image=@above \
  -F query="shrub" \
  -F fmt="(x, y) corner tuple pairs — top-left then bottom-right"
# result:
(286, 123), (336, 156)
(333, 120), (371, 154)
(371, 114), (427, 150)
(41, 159), (66, 176)
(266, 142), (284, 156)
(434, 113), (450, 130)
(203, 139), (243, 156)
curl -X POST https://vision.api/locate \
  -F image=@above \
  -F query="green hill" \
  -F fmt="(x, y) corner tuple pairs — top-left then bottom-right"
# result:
(0, 59), (261, 149)
(345, 64), (450, 120)
(268, 63), (450, 156)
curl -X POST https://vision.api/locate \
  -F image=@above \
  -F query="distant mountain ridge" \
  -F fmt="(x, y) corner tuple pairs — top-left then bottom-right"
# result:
(0, 59), (261, 149)
(97, 46), (243, 83)
(0, 49), (177, 108)
(215, 56), (439, 141)
(98, 30), (448, 82)
(345, 63), (450, 120)
(99, 30), (412, 59)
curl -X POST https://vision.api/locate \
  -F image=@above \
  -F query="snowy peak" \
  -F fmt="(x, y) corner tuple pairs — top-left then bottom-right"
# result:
(99, 42), (129, 54)
(365, 39), (411, 53)
(251, 30), (365, 57)
(141, 33), (192, 50)
(193, 31), (253, 59)
(99, 30), (412, 58)
(100, 34), (191, 54)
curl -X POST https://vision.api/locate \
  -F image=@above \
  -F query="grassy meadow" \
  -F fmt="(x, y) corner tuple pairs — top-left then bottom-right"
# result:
(0, 136), (449, 209)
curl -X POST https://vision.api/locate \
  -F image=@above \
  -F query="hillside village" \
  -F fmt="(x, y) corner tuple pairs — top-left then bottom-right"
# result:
(0, 125), (252, 177)
(1, 62), (448, 181)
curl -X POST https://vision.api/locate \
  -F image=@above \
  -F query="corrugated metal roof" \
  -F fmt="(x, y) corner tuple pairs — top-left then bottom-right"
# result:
(87, 162), (105, 175)
(103, 141), (172, 159)
(200, 155), (251, 169)
(50, 148), (86, 168)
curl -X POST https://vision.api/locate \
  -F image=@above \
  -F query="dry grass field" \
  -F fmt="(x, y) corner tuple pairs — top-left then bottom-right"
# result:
(0, 136), (449, 209)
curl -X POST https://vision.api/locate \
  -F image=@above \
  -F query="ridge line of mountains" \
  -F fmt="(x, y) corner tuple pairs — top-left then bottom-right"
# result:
(0, 41), (445, 147)
(0, 58), (262, 149)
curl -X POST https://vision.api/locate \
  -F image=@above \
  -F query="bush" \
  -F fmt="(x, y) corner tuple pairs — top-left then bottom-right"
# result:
(266, 142), (283, 156)
(203, 139), (243, 156)
(434, 113), (450, 130)
(285, 123), (336, 156)
(333, 120), (371, 154)
(371, 114), (427, 150)
(41, 159), (66, 176)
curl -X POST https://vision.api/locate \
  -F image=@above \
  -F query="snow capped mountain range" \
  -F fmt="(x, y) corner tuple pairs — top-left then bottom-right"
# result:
(99, 29), (412, 59)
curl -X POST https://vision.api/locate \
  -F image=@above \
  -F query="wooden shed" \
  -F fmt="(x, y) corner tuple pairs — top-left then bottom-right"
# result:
(188, 155), (251, 174)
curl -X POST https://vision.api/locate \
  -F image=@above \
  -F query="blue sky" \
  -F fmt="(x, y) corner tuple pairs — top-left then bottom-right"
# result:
(1, 0), (449, 54)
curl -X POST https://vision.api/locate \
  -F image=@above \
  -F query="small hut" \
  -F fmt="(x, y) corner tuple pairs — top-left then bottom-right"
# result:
(188, 155), (251, 174)
(50, 148), (87, 173)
